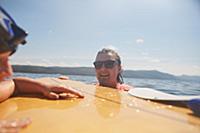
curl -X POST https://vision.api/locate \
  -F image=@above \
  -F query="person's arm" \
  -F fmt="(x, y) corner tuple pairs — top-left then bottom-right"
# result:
(13, 77), (84, 99)
(0, 80), (15, 102)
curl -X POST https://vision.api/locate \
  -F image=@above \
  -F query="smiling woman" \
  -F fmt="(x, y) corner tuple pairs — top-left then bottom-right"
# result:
(93, 48), (132, 91)
(0, 5), (84, 132)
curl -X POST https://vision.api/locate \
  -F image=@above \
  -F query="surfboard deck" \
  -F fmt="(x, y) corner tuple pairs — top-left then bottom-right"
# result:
(0, 78), (200, 133)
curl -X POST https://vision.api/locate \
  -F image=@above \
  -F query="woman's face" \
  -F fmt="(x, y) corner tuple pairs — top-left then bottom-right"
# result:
(94, 52), (121, 88)
(0, 52), (13, 81)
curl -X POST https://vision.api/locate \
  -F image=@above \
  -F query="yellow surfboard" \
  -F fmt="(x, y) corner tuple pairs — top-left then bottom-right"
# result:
(0, 78), (200, 133)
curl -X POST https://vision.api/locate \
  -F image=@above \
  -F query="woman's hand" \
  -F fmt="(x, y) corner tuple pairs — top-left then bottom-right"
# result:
(41, 85), (84, 99)
(13, 77), (84, 100)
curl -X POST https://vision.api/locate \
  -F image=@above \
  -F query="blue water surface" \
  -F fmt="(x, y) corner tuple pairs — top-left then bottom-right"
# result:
(14, 72), (200, 96)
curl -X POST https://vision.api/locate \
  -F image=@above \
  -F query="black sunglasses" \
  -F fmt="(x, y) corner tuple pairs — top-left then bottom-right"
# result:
(0, 6), (27, 55)
(93, 60), (118, 69)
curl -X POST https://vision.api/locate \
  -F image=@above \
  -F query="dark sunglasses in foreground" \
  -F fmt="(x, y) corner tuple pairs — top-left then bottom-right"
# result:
(0, 6), (27, 55)
(93, 60), (118, 69)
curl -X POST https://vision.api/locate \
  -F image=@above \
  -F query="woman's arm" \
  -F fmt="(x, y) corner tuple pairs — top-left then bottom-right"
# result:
(13, 77), (84, 99)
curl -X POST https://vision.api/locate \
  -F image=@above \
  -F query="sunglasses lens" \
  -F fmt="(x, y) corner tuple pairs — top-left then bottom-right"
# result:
(94, 60), (117, 69)
(93, 62), (103, 69)
(104, 60), (116, 68)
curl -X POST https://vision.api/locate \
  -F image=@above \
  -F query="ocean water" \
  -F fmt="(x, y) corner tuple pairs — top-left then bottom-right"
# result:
(14, 72), (200, 96)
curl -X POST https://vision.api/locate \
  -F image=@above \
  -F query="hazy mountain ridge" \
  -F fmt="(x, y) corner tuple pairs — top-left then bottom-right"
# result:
(12, 65), (200, 82)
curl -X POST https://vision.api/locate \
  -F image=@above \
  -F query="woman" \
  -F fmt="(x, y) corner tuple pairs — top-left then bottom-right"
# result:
(0, 6), (83, 103)
(93, 48), (132, 91)
(0, 6), (84, 132)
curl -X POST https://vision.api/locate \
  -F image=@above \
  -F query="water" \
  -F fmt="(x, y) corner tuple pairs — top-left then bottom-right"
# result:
(14, 72), (200, 96)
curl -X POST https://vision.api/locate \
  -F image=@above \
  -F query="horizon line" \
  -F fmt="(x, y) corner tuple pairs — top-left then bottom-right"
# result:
(12, 64), (200, 77)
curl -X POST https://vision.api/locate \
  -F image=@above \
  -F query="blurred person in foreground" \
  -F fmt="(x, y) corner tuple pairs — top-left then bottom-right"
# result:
(0, 6), (83, 132)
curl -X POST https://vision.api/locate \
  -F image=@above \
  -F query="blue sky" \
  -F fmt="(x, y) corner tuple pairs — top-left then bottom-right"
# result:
(1, 0), (200, 76)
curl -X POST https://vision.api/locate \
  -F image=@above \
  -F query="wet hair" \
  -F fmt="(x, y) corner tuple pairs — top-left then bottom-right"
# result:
(96, 48), (124, 84)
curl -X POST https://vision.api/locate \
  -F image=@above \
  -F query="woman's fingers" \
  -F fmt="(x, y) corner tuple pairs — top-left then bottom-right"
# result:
(43, 91), (59, 100)
(43, 88), (84, 100)
(51, 86), (84, 98)
(63, 87), (84, 98)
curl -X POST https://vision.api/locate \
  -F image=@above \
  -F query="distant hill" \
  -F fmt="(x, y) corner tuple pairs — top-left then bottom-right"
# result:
(123, 70), (176, 80)
(12, 65), (96, 76)
(12, 65), (200, 82)
(177, 75), (200, 82)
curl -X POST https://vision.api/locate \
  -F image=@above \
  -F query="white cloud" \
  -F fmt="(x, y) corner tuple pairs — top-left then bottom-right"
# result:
(150, 59), (160, 63)
(191, 65), (200, 74)
(136, 38), (144, 45)
(141, 52), (149, 56)
(123, 58), (200, 76)
(193, 65), (200, 69)
(48, 29), (54, 34)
